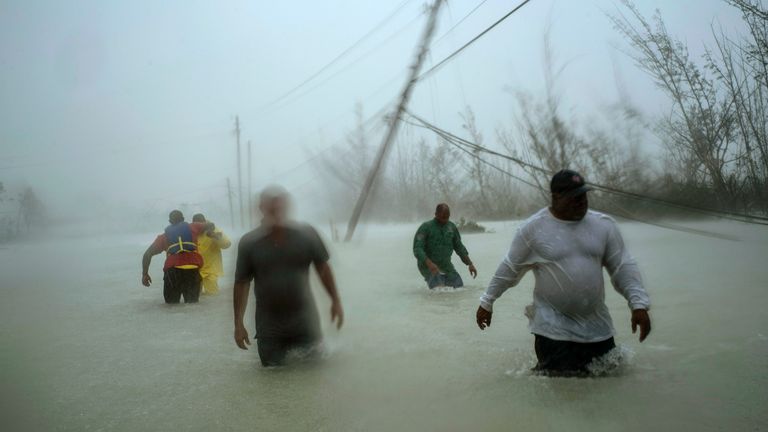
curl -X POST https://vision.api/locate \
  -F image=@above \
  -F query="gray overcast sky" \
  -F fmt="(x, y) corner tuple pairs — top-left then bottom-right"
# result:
(0, 0), (745, 219)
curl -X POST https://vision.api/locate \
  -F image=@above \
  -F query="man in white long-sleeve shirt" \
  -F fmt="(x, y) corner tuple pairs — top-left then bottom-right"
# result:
(476, 169), (652, 376)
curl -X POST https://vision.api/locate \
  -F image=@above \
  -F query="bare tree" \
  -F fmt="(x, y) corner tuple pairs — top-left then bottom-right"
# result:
(710, 0), (768, 210)
(459, 106), (492, 215)
(610, 0), (768, 212)
(18, 187), (45, 232)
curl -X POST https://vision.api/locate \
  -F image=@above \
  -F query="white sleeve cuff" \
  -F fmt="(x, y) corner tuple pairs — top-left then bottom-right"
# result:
(479, 294), (495, 312)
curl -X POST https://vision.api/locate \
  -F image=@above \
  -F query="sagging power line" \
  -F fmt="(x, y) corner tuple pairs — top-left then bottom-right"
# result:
(404, 110), (768, 227)
(263, 0), (494, 115)
(257, 0), (416, 113)
(416, 0), (535, 82)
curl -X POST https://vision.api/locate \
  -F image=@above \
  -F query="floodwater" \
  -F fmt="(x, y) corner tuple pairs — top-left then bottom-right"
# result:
(1, 219), (767, 431)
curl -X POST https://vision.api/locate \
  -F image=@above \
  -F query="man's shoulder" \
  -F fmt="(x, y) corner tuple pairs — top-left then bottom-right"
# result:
(242, 222), (321, 243)
(511, 208), (558, 243)
(519, 208), (550, 229)
(416, 219), (434, 232)
(585, 210), (617, 228)
(586, 209), (613, 220)
(239, 227), (267, 246)
(291, 222), (323, 242)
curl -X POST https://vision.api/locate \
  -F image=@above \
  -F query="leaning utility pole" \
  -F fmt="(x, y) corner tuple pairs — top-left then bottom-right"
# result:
(247, 140), (253, 229)
(344, 0), (443, 242)
(226, 177), (235, 229)
(234, 116), (244, 230)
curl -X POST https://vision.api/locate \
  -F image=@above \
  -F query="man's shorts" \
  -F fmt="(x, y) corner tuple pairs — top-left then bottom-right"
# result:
(255, 335), (321, 367)
(163, 267), (201, 304)
(426, 272), (464, 289)
(533, 334), (616, 376)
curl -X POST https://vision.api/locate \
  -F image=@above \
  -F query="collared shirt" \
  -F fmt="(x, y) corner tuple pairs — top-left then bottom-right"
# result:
(413, 219), (469, 278)
(480, 208), (650, 343)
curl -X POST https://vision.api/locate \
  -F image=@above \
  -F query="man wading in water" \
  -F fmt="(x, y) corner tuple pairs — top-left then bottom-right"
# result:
(476, 170), (652, 376)
(413, 203), (477, 289)
(141, 210), (214, 304)
(233, 186), (344, 367)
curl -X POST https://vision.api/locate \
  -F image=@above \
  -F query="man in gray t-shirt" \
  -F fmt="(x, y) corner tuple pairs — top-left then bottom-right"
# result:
(233, 186), (344, 367)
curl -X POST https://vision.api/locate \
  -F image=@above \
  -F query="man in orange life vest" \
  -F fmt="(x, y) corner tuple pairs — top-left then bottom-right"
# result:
(141, 210), (214, 304)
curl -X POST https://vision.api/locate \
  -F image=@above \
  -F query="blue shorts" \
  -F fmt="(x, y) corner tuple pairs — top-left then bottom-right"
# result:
(426, 272), (464, 289)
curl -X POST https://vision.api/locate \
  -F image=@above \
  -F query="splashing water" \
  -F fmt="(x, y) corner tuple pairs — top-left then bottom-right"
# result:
(504, 345), (636, 379)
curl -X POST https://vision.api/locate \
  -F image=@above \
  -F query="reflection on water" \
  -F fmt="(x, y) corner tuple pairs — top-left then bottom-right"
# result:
(1, 220), (767, 431)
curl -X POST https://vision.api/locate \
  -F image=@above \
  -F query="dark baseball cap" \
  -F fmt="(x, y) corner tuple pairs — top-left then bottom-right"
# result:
(550, 169), (593, 197)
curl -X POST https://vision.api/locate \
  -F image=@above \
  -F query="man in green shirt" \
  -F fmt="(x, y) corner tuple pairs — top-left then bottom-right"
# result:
(413, 203), (478, 289)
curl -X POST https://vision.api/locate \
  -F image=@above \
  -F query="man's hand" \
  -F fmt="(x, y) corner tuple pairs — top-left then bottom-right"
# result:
(330, 300), (344, 330)
(234, 325), (251, 350)
(631, 309), (651, 342)
(426, 259), (440, 275)
(207, 231), (223, 240)
(142, 273), (152, 287)
(476, 305), (492, 330)
(468, 264), (477, 279)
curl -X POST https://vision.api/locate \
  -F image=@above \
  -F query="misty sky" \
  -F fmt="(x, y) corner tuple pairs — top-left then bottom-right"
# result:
(0, 0), (746, 221)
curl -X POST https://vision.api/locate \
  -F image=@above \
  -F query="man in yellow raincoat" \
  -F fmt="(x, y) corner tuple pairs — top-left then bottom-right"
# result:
(192, 213), (231, 295)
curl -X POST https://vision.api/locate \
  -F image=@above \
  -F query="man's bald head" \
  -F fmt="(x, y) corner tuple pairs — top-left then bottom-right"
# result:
(434, 203), (450, 225)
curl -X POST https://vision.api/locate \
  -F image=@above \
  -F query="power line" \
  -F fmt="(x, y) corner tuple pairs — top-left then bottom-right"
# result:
(409, 111), (768, 225)
(406, 117), (748, 239)
(432, 0), (489, 46)
(401, 118), (541, 191)
(260, 0), (496, 117)
(416, 0), (535, 82)
(404, 110), (768, 226)
(269, 10), (425, 113)
(257, 0), (415, 112)
(266, 105), (390, 183)
(261, 0), (491, 114)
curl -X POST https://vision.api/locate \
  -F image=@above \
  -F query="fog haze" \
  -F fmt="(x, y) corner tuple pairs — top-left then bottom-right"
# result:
(0, 0), (746, 225)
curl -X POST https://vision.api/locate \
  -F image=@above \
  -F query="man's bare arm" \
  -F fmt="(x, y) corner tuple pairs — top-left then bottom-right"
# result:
(315, 261), (344, 329)
(141, 244), (162, 286)
(233, 281), (251, 349)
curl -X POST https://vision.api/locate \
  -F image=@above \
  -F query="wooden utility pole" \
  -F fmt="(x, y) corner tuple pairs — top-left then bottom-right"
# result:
(235, 116), (244, 229)
(226, 177), (235, 229)
(247, 140), (253, 229)
(344, 0), (443, 242)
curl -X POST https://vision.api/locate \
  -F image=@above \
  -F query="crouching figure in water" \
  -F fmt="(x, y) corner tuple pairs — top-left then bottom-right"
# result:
(233, 186), (344, 367)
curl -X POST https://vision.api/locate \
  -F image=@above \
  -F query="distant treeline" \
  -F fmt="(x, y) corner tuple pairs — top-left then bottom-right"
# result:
(0, 182), (46, 243)
(314, 0), (767, 223)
